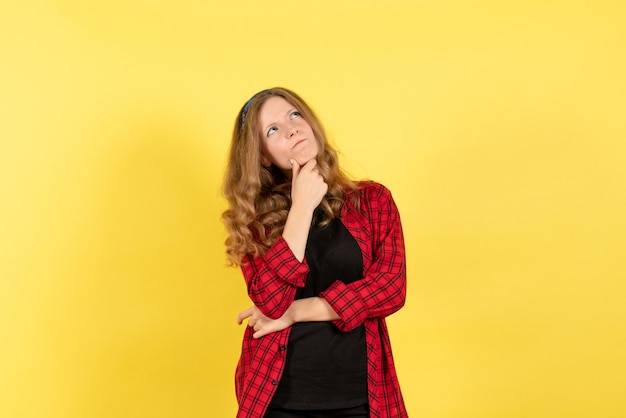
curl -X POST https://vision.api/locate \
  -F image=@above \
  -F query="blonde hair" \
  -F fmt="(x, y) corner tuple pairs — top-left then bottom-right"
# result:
(222, 87), (360, 266)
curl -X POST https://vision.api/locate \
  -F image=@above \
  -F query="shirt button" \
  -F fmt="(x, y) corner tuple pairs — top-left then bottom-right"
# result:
(272, 380), (278, 385)
(279, 345), (286, 351)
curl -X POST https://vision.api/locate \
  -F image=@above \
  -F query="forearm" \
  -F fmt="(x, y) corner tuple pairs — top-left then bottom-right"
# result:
(288, 297), (340, 323)
(281, 204), (314, 262)
(239, 297), (341, 339)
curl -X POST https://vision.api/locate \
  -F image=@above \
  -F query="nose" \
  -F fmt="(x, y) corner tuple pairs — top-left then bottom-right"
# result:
(288, 127), (299, 138)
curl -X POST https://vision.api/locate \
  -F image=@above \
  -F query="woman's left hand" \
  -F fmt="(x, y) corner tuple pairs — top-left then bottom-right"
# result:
(237, 305), (295, 339)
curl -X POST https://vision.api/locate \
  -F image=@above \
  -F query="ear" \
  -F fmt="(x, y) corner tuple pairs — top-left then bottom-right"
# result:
(260, 154), (271, 167)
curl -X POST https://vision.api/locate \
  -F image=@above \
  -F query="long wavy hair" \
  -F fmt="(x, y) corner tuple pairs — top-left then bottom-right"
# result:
(222, 87), (360, 266)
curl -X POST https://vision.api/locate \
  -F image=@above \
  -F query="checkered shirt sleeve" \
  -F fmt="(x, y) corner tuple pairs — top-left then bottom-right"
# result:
(320, 182), (407, 332)
(241, 235), (309, 319)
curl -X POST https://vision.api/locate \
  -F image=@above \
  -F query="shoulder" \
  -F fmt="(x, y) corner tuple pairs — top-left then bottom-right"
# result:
(342, 180), (395, 215)
(356, 180), (394, 203)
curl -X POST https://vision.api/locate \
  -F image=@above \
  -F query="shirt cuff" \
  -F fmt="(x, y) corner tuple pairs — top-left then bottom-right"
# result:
(264, 235), (309, 287)
(319, 280), (367, 332)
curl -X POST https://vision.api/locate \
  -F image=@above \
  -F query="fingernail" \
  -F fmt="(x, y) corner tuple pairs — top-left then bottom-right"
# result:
(289, 159), (294, 165)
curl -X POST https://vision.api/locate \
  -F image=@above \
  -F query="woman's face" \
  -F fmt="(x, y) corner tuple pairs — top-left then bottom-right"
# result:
(257, 96), (319, 176)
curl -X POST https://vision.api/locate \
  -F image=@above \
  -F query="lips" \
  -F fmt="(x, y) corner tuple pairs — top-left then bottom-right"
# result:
(291, 139), (306, 149)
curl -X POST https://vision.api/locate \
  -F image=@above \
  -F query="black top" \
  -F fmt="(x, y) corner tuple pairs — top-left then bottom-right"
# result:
(270, 210), (368, 410)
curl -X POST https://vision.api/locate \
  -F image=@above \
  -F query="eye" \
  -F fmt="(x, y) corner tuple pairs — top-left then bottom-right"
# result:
(290, 111), (301, 119)
(267, 126), (278, 137)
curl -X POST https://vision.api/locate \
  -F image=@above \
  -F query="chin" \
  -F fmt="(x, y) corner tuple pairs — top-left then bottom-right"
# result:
(296, 154), (317, 165)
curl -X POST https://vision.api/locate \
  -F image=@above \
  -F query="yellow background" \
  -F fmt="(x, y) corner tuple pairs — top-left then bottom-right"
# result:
(1, 1), (625, 417)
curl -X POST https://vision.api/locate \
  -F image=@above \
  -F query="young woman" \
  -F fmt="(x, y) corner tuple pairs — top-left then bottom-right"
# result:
(222, 87), (408, 418)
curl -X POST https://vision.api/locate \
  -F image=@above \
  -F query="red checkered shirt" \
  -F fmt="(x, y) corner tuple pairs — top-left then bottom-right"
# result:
(235, 181), (408, 418)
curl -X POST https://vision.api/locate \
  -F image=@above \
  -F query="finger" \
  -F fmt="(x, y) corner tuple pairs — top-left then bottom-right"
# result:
(253, 329), (267, 339)
(290, 159), (301, 179)
(237, 306), (255, 325)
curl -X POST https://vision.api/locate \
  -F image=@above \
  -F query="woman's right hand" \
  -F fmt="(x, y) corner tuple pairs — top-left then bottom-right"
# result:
(290, 159), (328, 213)
(281, 159), (327, 262)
